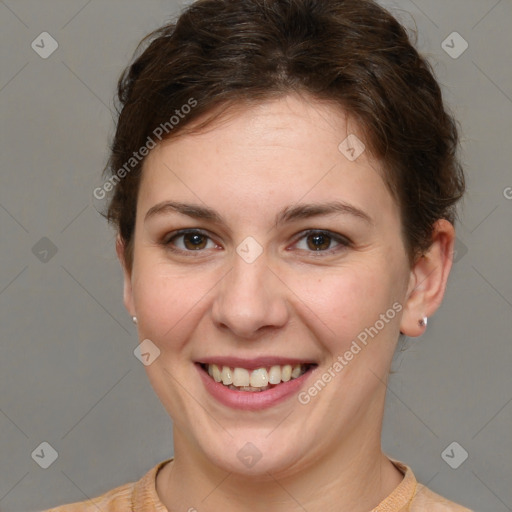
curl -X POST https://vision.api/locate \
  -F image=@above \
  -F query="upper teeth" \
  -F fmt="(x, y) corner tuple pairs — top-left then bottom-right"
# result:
(207, 364), (306, 387)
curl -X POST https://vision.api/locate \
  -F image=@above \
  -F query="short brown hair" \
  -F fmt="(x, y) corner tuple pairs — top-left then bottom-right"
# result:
(103, 0), (465, 269)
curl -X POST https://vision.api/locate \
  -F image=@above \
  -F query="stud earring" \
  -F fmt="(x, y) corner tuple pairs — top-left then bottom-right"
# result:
(132, 316), (138, 324)
(418, 316), (427, 328)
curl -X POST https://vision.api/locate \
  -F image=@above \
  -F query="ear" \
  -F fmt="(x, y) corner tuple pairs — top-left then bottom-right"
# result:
(116, 235), (135, 318)
(400, 219), (455, 337)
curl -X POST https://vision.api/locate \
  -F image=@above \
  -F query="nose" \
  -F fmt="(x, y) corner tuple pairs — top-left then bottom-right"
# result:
(211, 253), (289, 340)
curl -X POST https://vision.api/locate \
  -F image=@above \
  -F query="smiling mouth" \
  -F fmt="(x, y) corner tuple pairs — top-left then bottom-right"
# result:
(199, 363), (317, 392)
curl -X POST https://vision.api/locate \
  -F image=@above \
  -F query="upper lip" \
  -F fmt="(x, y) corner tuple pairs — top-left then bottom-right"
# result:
(196, 356), (317, 371)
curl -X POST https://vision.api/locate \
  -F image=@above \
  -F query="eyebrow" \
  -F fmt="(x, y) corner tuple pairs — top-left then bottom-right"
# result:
(144, 200), (372, 227)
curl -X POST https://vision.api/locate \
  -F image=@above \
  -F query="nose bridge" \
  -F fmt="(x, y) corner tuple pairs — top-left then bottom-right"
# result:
(211, 247), (288, 337)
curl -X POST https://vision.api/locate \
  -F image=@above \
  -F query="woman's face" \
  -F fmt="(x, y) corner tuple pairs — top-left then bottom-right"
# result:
(122, 94), (415, 476)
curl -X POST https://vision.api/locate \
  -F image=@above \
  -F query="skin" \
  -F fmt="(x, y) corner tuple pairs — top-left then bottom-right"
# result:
(117, 94), (455, 511)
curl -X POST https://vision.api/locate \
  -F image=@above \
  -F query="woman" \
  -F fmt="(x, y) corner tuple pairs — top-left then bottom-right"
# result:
(45, 0), (472, 510)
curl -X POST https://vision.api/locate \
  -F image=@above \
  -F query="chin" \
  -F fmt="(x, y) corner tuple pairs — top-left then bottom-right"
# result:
(194, 428), (309, 479)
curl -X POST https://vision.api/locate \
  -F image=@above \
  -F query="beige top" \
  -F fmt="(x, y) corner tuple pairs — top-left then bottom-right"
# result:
(42, 458), (473, 511)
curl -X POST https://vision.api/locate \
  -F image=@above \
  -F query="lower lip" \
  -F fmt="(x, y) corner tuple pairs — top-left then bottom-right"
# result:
(196, 364), (314, 411)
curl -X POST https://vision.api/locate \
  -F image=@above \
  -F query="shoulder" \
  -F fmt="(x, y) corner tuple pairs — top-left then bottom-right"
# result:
(386, 459), (474, 512)
(411, 483), (474, 511)
(40, 459), (172, 511)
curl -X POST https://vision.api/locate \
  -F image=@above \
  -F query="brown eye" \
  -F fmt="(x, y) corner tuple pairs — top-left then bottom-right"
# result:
(306, 232), (332, 251)
(293, 230), (351, 255)
(182, 232), (208, 250)
(164, 230), (216, 252)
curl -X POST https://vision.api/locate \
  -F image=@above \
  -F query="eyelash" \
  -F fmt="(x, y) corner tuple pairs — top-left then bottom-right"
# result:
(161, 229), (351, 257)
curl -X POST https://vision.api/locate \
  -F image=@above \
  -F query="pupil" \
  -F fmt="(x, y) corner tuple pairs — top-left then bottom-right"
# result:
(185, 233), (205, 250)
(309, 233), (330, 251)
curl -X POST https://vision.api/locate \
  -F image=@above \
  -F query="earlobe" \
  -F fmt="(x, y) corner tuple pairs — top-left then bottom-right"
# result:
(116, 235), (136, 318)
(399, 220), (455, 337)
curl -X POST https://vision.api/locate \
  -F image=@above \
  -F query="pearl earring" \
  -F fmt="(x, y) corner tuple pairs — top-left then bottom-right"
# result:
(418, 317), (427, 328)
(132, 316), (138, 324)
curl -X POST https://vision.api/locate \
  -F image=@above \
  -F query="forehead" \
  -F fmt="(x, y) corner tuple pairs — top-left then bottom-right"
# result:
(137, 95), (396, 225)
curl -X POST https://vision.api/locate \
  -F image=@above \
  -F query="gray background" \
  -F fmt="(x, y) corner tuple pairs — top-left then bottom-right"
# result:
(0, 0), (511, 511)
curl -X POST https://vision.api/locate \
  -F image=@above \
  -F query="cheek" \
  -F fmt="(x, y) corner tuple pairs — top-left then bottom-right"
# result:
(131, 263), (214, 351)
(296, 265), (401, 351)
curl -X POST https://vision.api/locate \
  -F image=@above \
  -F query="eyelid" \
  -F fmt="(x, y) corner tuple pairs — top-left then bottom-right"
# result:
(163, 228), (213, 244)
